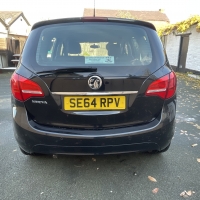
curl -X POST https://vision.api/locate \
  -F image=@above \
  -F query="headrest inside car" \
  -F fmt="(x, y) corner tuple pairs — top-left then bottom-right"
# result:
(106, 43), (121, 57)
(68, 41), (81, 54)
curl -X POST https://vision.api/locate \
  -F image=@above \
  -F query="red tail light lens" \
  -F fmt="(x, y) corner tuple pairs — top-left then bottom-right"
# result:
(11, 73), (44, 101)
(11, 73), (23, 101)
(166, 71), (176, 99)
(145, 72), (176, 99)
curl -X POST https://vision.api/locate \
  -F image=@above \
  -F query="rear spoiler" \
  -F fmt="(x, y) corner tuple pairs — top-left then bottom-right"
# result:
(32, 17), (156, 31)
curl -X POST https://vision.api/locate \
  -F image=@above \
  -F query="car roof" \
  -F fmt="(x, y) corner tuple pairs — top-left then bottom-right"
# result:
(31, 17), (156, 31)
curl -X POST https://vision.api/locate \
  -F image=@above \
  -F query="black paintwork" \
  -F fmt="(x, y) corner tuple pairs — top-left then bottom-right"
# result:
(12, 19), (176, 154)
(17, 21), (170, 129)
(32, 17), (156, 31)
(16, 63), (171, 129)
(12, 95), (176, 154)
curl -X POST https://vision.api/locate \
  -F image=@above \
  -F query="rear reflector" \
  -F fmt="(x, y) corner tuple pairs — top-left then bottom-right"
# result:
(11, 73), (44, 101)
(145, 72), (176, 99)
(81, 17), (107, 22)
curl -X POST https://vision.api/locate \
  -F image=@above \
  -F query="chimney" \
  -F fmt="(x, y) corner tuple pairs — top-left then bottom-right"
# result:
(159, 9), (165, 13)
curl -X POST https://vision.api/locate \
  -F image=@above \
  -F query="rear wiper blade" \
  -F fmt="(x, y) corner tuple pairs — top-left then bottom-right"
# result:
(37, 67), (97, 75)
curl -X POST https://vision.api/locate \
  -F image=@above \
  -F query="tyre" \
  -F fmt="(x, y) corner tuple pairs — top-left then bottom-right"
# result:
(19, 147), (39, 156)
(159, 143), (171, 153)
(149, 143), (171, 154)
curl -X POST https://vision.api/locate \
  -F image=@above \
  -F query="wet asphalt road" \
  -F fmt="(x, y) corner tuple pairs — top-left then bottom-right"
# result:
(0, 72), (200, 200)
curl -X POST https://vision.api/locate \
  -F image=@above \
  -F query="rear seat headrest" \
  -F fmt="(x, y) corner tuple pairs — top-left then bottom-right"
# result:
(106, 43), (121, 57)
(68, 41), (81, 54)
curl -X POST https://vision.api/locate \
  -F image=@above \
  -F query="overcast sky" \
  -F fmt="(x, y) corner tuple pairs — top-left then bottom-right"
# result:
(1, 0), (200, 25)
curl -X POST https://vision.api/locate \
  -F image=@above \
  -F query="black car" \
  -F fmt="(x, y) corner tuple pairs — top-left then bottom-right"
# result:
(10, 17), (176, 155)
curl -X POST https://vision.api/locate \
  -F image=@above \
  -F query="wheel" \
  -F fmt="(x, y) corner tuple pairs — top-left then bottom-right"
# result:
(158, 143), (171, 153)
(19, 147), (40, 156)
(148, 143), (171, 154)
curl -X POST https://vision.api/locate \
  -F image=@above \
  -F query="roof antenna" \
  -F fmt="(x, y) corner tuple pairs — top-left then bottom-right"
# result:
(93, 0), (95, 17)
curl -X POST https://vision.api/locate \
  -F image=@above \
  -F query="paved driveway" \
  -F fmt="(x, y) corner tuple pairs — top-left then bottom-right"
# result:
(0, 72), (200, 200)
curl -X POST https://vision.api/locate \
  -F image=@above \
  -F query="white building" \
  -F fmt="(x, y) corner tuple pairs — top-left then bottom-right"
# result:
(164, 24), (200, 73)
(0, 11), (30, 68)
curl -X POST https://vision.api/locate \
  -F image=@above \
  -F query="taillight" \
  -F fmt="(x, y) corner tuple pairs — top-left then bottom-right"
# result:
(145, 72), (176, 99)
(166, 71), (176, 99)
(10, 73), (44, 101)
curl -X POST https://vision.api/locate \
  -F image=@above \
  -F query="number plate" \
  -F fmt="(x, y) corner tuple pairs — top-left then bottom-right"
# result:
(64, 96), (126, 110)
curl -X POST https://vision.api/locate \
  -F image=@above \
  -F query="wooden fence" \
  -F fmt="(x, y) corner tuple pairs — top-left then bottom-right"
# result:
(0, 38), (23, 68)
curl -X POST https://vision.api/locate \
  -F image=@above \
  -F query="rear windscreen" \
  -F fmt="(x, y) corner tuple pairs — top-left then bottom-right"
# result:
(35, 23), (153, 67)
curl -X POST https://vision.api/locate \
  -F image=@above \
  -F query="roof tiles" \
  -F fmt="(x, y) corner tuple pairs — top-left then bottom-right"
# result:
(83, 9), (169, 22)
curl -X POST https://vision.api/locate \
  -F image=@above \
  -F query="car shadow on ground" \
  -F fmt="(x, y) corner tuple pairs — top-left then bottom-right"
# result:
(23, 151), (166, 176)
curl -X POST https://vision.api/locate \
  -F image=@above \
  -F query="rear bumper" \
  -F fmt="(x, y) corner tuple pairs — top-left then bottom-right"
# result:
(12, 100), (176, 155)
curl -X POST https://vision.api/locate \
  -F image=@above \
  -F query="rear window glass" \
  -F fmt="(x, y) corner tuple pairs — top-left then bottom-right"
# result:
(35, 24), (152, 67)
